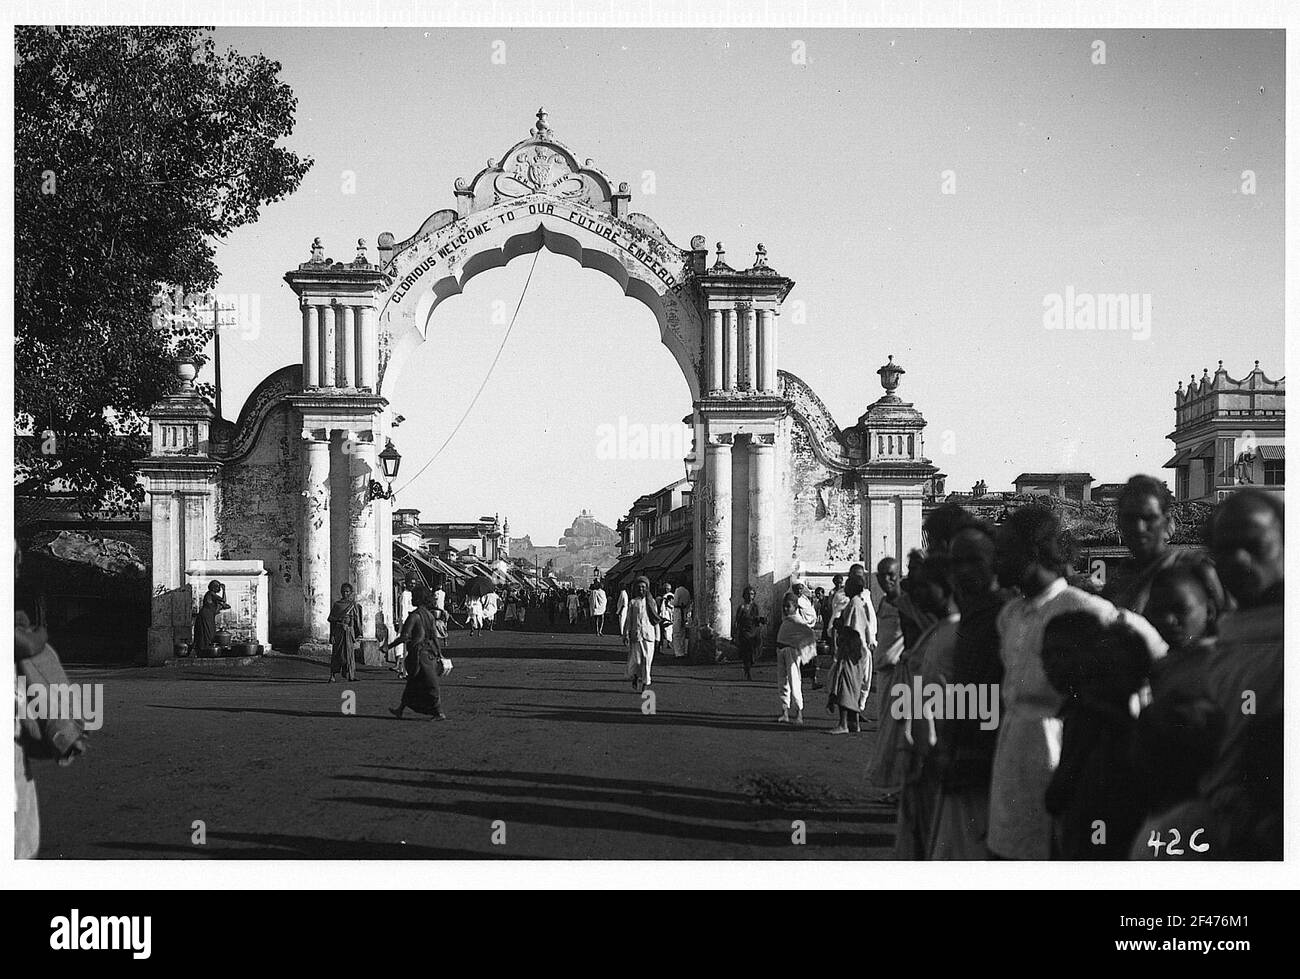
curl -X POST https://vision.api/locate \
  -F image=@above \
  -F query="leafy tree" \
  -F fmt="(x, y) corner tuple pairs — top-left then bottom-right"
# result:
(15, 26), (311, 514)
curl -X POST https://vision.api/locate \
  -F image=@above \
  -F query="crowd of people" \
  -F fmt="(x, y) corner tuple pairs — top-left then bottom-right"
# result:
(838, 477), (1282, 860)
(15, 474), (1281, 861)
(374, 477), (1282, 861)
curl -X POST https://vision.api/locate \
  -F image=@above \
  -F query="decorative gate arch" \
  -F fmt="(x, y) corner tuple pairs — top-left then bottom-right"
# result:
(140, 109), (937, 663)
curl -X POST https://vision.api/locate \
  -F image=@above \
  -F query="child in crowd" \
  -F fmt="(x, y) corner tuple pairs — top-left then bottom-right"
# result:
(1143, 563), (1222, 704)
(1043, 613), (1152, 859)
(1128, 691), (1224, 859)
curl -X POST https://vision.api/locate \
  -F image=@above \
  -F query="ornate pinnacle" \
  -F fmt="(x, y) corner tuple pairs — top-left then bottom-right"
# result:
(310, 237), (324, 262)
(878, 354), (905, 397)
(755, 243), (768, 267)
(531, 106), (552, 138)
(355, 238), (368, 263)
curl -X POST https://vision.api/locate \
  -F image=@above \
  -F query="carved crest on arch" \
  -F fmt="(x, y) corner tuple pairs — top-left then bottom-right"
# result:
(462, 108), (626, 215)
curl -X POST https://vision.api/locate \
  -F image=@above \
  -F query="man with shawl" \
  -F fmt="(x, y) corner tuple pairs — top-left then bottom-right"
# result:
(1103, 474), (1217, 615)
(328, 583), (363, 682)
(930, 526), (1006, 860)
(826, 573), (875, 734)
(622, 576), (661, 692)
(776, 594), (818, 724)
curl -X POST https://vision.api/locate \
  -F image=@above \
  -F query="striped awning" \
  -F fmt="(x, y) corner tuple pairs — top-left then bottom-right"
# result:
(1257, 444), (1284, 460)
(640, 541), (690, 573)
(1162, 448), (1191, 468)
(665, 544), (692, 577)
(603, 554), (641, 581)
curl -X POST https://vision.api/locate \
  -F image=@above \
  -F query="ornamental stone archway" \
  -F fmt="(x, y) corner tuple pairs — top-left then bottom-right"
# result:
(140, 109), (937, 663)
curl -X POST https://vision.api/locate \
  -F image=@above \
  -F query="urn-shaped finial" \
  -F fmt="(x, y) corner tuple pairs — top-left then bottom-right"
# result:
(176, 359), (197, 394)
(878, 354), (905, 396)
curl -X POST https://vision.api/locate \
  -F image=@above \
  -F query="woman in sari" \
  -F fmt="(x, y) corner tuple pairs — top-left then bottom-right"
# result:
(623, 576), (660, 692)
(192, 580), (229, 652)
(328, 583), (363, 682)
(826, 573), (875, 734)
(387, 585), (447, 720)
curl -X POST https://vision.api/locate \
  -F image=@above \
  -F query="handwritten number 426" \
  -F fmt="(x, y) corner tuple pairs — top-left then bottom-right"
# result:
(1146, 827), (1209, 856)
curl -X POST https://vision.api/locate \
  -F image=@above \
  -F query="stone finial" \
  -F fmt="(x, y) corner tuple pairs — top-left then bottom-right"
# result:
(454, 176), (468, 191)
(716, 242), (726, 263)
(1177, 380), (1183, 393)
(878, 354), (905, 396)
(618, 181), (630, 194)
(1254, 359), (1261, 371)
(1203, 367), (1210, 378)
(1217, 360), (1224, 371)
(690, 235), (706, 250)
(310, 237), (324, 262)
(531, 107), (552, 138)
(176, 359), (197, 394)
(355, 238), (369, 263)
(755, 243), (768, 267)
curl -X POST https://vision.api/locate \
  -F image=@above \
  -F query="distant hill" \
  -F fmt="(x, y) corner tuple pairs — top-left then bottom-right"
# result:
(511, 509), (619, 583)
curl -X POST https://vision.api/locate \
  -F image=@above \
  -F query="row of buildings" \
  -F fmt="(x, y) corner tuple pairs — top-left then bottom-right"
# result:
(13, 360), (1284, 660)
(604, 360), (1285, 601)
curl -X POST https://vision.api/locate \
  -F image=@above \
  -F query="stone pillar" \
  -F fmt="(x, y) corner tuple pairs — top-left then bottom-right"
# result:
(707, 309), (724, 393)
(723, 309), (737, 392)
(357, 305), (377, 390)
(320, 304), (337, 387)
(900, 494), (924, 564)
(302, 303), (320, 388)
(349, 438), (380, 644)
(302, 436), (332, 643)
(740, 303), (757, 391)
(338, 305), (355, 387)
(703, 435), (733, 639)
(758, 308), (777, 393)
(747, 436), (775, 625)
(865, 495), (901, 577)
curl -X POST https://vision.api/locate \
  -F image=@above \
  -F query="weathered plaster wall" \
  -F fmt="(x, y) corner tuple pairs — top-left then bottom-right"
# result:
(216, 402), (304, 646)
(782, 417), (862, 592)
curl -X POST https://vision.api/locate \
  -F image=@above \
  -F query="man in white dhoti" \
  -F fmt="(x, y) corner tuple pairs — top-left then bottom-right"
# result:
(623, 576), (660, 691)
(590, 582), (608, 636)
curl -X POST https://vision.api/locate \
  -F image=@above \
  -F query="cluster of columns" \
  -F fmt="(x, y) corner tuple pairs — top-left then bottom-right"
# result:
(698, 431), (776, 640)
(706, 304), (779, 394)
(301, 300), (379, 389)
(299, 426), (388, 647)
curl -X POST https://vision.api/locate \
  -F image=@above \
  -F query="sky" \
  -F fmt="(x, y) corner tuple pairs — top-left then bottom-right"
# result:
(207, 28), (1284, 545)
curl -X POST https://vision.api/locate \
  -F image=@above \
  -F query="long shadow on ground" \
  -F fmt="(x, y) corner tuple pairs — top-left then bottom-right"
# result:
(83, 832), (523, 860)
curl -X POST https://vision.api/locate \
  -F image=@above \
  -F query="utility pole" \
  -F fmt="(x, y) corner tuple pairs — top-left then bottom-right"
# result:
(204, 294), (238, 420)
